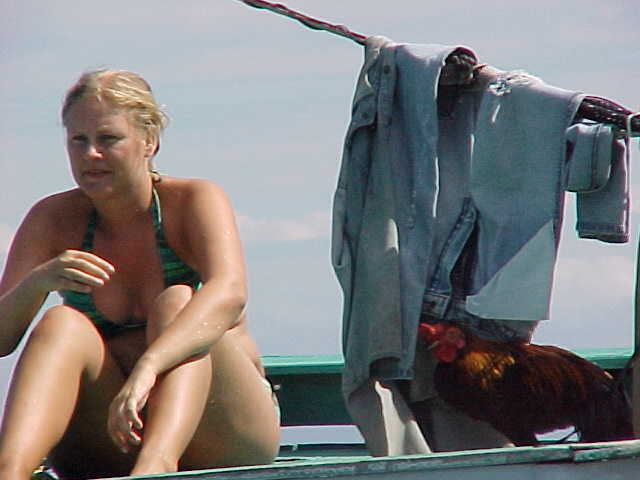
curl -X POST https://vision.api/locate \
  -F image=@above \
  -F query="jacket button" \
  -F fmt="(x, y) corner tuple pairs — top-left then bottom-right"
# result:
(383, 65), (391, 74)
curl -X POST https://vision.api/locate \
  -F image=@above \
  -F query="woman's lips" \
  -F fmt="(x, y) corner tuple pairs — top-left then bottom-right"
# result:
(83, 170), (112, 179)
(82, 170), (111, 183)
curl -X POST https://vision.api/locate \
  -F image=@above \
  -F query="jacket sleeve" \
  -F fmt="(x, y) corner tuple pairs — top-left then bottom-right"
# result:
(565, 122), (630, 243)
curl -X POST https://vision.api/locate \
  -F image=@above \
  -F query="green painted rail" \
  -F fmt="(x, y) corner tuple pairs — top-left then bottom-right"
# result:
(263, 349), (634, 426)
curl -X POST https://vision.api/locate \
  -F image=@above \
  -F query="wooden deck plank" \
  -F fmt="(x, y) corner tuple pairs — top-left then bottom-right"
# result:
(101, 441), (640, 480)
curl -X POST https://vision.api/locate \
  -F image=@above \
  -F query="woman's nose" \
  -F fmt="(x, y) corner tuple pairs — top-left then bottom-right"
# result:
(85, 142), (103, 159)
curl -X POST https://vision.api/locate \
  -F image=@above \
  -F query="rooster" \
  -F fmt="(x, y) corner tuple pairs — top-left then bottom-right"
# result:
(418, 321), (634, 446)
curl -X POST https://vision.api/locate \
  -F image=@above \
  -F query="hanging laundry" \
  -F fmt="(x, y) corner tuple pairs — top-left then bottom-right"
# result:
(236, 0), (638, 454)
(331, 36), (630, 454)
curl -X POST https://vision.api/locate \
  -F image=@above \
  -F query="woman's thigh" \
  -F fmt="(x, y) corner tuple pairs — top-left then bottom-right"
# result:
(181, 330), (281, 469)
(48, 321), (145, 477)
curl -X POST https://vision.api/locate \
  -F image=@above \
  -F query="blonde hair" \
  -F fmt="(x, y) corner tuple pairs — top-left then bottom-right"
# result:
(62, 69), (169, 166)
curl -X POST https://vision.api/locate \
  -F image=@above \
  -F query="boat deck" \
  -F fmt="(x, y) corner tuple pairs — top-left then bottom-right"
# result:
(45, 350), (639, 479)
(104, 440), (640, 480)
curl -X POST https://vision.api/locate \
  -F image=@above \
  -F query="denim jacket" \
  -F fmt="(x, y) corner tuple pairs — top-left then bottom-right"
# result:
(332, 37), (630, 397)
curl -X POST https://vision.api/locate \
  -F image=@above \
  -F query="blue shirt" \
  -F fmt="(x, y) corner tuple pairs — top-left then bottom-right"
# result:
(332, 37), (630, 397)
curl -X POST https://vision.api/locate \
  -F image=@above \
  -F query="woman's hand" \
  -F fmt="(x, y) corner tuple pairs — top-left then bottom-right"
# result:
(32, 249), (114, 294)
(107, 362), (157, 453)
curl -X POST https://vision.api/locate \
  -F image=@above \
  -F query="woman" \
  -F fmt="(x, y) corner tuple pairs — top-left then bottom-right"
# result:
(0, 70), (280, 479)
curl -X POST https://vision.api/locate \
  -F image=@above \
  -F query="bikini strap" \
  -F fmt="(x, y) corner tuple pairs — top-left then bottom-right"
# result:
(151, 187), (174, 287)
(151, 187), (163, 230)
(80, 210), (97, 251)
(151, 187), (201, 289)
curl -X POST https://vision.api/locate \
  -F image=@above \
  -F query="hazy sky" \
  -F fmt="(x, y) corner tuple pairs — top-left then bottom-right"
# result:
(1, 0), (639, 443)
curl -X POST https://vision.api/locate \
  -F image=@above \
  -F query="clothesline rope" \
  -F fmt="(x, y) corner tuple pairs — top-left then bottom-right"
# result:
(235, 0), (639, 136)
(236, 0), (366, 44)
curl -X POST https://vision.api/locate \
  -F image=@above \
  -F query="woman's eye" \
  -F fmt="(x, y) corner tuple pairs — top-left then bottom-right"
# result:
(100, 135), (120, 144)
(70, 135), (88, 143)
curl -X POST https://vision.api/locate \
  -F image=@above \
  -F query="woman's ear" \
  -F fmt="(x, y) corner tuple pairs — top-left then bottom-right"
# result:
(144, 134), (158, 158)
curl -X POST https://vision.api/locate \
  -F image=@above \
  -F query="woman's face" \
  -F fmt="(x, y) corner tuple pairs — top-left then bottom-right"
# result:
(64, 97), (153, 198)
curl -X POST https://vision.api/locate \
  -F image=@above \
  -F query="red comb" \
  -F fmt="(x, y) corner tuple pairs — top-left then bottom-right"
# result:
(418, 322), (444, 343)
(418, 322), (466, 362)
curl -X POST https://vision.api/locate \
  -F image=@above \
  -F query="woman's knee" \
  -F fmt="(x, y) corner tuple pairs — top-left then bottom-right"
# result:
(147, 285), (193, 338)
(28, 305), (106, 379)
(32, 305), (100, 342)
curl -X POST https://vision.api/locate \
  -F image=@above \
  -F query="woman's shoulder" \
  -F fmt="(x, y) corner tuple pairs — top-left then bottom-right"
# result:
(24, 189), (93, 236)
(155, 176), (231, 205)
(152, 177), (236, 258)
(11, 189), (93, 258)
(156, 176), (225, 191)
(28, 188), (93, 221)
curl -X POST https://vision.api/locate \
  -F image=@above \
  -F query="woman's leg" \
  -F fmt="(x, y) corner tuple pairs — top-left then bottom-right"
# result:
(0, 305), (132, 479)
(130, 285), (280, 473)
(131, 285), (212, 473)
(180, 317), (281, 468)
(179, 328), (281, 469)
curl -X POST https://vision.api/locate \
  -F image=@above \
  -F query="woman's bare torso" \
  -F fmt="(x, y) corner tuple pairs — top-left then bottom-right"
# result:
(42, 178), (263, 374)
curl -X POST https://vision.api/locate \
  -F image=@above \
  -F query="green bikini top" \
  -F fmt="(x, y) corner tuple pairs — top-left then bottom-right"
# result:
(61, 188), (201, 336)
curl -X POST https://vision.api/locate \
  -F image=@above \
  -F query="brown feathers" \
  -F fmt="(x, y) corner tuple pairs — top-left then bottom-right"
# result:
(419, 321), (634, 446)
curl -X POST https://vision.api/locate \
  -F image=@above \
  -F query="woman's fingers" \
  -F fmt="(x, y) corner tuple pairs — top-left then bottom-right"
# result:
(128, 401), (144, 431)
(60, 266), (107, 288)
(59, 250), (114, 282)
(113, 429), (140, 453)
(108, 396), (144, 452)
(35, 249), (115, 293)
(108, 368), (155, 452)
(75, 250), (115, 275)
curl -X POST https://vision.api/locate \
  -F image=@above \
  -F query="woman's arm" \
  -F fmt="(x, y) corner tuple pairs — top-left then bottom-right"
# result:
(138, 180), (247, 375)
(0, 198), (114, 356)
(107, 180), (248, 450)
